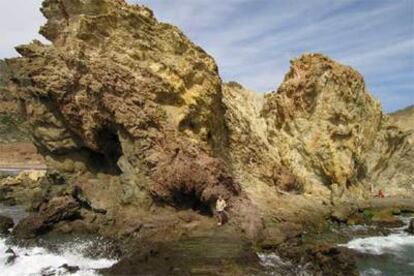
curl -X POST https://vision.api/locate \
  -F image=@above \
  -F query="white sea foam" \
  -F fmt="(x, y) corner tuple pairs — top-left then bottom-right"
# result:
(343, 232), (414, 255)
(0, 237), (117, 276)
(342, 216), (414, 256)
(258, 252), (291, 268)
(257, 252), (313, 276)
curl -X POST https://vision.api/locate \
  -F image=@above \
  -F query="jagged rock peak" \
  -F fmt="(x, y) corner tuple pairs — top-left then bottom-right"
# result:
(39, 0), (155, 44)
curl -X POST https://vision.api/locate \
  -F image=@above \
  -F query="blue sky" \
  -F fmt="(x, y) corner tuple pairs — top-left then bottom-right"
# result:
(0, 0), (413, 112)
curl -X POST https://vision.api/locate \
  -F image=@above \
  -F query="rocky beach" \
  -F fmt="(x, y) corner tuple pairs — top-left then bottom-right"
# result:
(0, 0), (413, 275)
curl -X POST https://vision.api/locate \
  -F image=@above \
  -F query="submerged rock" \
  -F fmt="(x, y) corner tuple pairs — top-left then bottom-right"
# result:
(5, 247), (18, 265)
(275, 241), (359, 275)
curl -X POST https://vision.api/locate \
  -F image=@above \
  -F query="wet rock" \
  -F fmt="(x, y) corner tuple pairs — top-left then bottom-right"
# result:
(276, 242), (358, 275)
(0, 215), (14, 234)
(13, 196), (81, 239)
(406, 218), (414, 234)
(370, 209), (405, 228)
(5, 247), (18, 264)
(101, 237), (261, 275)
(59, 264), (80, 274)
(305, 245), (358, 275)
(101, 243), (195, 276)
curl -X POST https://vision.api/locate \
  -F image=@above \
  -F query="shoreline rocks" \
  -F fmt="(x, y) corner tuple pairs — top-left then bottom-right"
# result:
(13, 196), (81, 239)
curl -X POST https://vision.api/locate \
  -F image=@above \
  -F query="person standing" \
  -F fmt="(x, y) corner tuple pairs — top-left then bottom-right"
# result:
(216, 196), (227, 226)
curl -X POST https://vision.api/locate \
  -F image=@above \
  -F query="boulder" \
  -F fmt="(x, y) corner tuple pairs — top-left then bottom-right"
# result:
(13, 196), (80, 239)
(59, 264), (80, 274)
(5, 247), (18, 265)
(0, 215), (14, 234)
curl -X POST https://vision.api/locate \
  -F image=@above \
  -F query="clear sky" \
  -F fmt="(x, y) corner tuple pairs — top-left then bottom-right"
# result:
(0, 0), (413, 112)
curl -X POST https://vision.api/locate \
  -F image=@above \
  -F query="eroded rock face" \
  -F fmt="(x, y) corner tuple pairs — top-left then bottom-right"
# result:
(365, 113), (414, 195)
(223, 54), (413, 200)
(8, 0), (237, 209)
(223, 82), (301, 193)
(263, 54), (382, 195)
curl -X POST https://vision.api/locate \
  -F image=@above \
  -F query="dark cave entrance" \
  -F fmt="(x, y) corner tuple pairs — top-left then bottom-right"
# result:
(172, 188), (213, 216)
(90, 127), (123, 175)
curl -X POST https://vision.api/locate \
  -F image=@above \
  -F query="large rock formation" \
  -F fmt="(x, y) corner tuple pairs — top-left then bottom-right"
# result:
(263, 55), (382, 196)
(3, 0), (413, 242)
(7, 0), (238, 213)
(223, 54), (413, 200)
(364, 106), (414, 194)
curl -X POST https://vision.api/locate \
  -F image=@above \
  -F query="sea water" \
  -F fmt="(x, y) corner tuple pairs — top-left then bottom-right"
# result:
(257, 216), (414, 275)
(0, 204), (117, 276)
(343, 216), (414, 275)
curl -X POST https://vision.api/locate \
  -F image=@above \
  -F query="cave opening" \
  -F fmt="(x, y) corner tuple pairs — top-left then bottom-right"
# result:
(90, 127), (123, 175)
(172, 188), (213, 216)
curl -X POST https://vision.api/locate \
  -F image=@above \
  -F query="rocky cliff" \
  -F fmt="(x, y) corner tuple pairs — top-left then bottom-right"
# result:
(3, 0), (413, 242)
(224, 54), (413, 199)
(364, 105), (414, 194)
(7, 0), (238, 212)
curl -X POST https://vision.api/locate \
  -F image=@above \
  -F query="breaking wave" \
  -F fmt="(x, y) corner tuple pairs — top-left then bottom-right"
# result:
(0, 236), (117, 276)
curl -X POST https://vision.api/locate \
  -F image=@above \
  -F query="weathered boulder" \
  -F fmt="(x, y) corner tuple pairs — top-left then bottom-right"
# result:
(0, 171), (50, 209)
(0, 215), (14, 234)
(13, 196), (80, 239)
